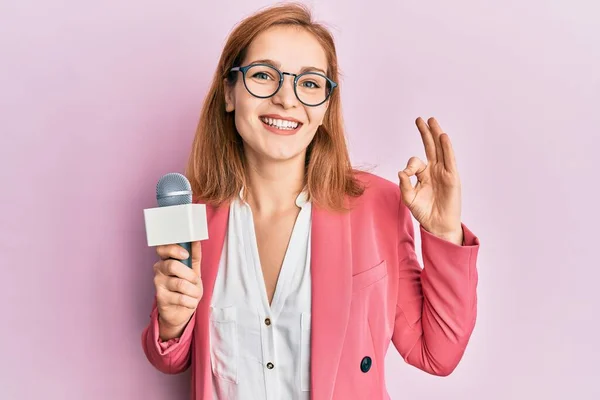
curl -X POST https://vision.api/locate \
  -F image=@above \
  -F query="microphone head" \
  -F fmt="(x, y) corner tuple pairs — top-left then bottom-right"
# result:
(156, 173), (192, 207)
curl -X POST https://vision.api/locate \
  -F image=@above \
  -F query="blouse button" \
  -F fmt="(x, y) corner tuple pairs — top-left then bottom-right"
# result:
(265, 318), (271, 326)
(266, 362), (274, 369)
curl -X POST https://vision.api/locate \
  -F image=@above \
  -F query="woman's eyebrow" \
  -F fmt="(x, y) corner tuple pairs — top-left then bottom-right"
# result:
(247, 58), (327, 75)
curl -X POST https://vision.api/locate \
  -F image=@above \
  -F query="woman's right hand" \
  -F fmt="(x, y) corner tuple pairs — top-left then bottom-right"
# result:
(153, 241), (203, 341)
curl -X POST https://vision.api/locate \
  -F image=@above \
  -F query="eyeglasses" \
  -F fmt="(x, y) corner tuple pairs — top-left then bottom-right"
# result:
(229, 63), (338, 107)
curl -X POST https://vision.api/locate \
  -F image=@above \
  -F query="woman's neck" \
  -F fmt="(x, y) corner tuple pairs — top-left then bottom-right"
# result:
(244, 153), (306, 216)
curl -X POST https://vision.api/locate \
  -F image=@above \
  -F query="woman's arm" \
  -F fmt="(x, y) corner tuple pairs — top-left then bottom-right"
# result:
(141, 297), (196, 374)
(391, 201), (480, 376)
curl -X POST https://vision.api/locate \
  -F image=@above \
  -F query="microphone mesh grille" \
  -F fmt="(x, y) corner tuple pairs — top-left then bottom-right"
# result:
(156, 173), (192, 207)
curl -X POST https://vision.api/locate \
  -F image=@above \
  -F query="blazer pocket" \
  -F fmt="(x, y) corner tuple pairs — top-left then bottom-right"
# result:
(352, 260), (388, 294)
(209, 306), (238, 383)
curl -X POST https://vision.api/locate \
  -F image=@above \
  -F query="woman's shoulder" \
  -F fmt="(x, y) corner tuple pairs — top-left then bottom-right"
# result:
(350, 170), (402, 213)
(353, 170), (399, 192)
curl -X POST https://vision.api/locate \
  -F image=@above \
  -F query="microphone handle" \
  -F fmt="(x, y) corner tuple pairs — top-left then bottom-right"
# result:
(170, 242), (192, 268)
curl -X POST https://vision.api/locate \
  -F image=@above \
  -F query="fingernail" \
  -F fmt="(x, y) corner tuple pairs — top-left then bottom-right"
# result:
(180, 250), (189, 259)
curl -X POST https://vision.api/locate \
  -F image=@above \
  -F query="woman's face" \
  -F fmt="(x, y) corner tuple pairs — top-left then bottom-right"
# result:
(224, 25), (330, 164)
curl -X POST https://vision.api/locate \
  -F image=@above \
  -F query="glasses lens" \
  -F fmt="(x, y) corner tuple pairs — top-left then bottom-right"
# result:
(244, 65), (281, 97)
(296, 73), (331, 106)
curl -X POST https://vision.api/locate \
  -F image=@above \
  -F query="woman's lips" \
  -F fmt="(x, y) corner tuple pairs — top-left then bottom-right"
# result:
(259, 118), (303, 135)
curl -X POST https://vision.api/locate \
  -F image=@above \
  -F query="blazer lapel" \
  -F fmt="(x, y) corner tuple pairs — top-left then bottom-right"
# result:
(193, 200), (353, 400)
(310, 202), (353, 400)
(194, 202), (230, 399)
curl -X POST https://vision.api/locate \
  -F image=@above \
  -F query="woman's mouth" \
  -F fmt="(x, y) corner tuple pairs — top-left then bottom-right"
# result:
(259, 116), (302, 135)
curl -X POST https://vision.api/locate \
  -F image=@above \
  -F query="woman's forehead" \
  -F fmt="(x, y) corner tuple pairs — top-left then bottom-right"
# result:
(243, 26), (328, 72)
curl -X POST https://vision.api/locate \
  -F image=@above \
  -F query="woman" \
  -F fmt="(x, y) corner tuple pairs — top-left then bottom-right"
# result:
(141, 3), (480, 400)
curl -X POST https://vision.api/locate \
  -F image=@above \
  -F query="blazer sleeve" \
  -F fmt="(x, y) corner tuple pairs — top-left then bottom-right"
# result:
(391, 200), (480, 376)
(141, 297), (196, 374)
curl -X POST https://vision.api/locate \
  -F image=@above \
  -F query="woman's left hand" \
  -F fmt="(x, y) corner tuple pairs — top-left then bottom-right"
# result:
(398, 117), (463, 245)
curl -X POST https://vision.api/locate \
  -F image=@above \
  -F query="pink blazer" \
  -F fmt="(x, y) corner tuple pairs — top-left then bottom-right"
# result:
(142, 172), (480, 400)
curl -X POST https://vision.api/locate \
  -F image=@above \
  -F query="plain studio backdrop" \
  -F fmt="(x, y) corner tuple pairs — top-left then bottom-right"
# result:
(1, 0), (598, 399)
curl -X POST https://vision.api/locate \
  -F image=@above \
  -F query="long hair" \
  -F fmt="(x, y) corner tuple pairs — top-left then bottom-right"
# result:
(185, 2), (365, 211)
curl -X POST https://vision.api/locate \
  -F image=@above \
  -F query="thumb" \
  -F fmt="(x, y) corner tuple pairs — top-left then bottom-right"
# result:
(190, 240), (202, 279)
(397, 170), (415, 201)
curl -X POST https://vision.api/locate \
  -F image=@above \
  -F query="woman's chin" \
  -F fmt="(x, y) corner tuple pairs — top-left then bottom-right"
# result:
(242, 140), (308, 164)
(257, 148), (306, 163)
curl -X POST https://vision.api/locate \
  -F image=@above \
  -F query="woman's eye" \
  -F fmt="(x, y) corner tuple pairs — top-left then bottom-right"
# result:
(253, 72), (271, 80)
(301, 81), (319, 89)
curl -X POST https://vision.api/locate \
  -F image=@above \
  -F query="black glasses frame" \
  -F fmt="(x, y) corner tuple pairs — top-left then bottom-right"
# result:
(230, 63), (338, 107)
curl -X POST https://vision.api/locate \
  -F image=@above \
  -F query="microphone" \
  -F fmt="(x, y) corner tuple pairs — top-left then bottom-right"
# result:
(143, 173), (208, 268)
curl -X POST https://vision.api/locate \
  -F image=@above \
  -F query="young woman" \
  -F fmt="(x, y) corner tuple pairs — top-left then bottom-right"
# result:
(142, 3), (480, 400)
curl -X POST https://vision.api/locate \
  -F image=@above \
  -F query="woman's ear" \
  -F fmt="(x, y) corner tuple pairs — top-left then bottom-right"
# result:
(224, 79), (235, 112)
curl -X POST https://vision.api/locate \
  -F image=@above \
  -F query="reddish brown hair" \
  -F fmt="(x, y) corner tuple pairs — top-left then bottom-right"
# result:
(185, 2), (364, 211)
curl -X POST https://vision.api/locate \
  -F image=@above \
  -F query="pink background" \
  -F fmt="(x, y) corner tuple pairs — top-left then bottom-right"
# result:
(1, 0), (599, 399)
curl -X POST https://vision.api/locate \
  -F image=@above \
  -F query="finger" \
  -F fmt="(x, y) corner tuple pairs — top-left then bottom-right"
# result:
(403, 156), (427, 177)
(427, 117), (445, 164)
(415, 117), (437, 163)
(190, 241), (202, 278)
(159, 289), (199, 309)
(440, 133), (457, 172)
(156, 244), (189, 261)
(397, 170), (415, 201)
(398, 156), (427, 203)
(159, 259), (200, 285)
(165, 276), (202, 299)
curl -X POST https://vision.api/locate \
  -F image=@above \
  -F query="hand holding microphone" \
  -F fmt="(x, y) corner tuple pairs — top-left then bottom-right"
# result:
(153, 241), (203, 340)
(143, 173), (209, 340)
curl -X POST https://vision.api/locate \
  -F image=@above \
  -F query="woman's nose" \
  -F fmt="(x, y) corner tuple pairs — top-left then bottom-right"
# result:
(271, 74), (299, 109)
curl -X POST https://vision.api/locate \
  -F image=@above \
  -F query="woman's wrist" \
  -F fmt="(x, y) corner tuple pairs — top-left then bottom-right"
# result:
(158, 315), (187, 341)
(428, 226), (464, 245)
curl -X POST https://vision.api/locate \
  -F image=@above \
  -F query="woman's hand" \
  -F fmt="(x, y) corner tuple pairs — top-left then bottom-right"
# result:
(153, 241), (203, 340)
(398, 117), (463, 245)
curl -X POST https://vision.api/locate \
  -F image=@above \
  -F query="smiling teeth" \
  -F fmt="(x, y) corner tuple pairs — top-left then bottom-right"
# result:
(261, 117), (299, 130)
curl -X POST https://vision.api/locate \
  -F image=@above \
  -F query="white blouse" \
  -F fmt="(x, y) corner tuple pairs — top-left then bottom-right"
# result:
(209, 189), (312, 400)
